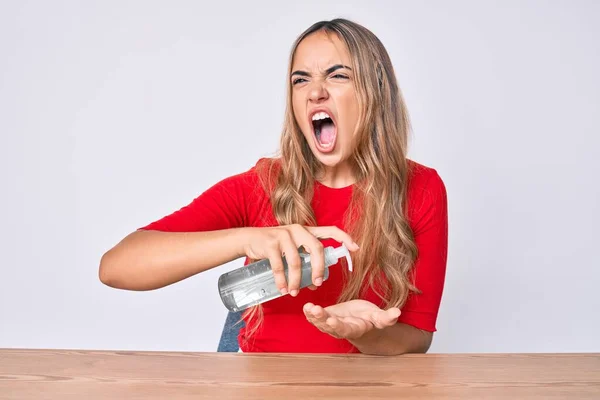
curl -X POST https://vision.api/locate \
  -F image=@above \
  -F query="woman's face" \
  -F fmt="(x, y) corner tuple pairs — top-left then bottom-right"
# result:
(291, 31), (360, 169)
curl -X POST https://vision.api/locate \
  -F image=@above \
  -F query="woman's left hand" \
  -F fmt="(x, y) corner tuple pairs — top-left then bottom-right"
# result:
(303, 299), (400, 340)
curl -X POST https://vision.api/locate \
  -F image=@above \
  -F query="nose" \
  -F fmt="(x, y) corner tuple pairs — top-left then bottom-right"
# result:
(308, 82), (329, 103)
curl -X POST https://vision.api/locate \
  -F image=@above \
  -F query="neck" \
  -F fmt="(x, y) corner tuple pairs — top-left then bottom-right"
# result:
(318, 161), (356, 188)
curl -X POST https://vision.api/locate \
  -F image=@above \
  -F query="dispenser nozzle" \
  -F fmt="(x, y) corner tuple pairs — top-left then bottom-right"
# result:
(325, 244), (353, 272)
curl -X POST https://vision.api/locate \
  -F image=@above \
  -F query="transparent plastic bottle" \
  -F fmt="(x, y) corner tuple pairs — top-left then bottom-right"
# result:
(218, 244), (353, 312)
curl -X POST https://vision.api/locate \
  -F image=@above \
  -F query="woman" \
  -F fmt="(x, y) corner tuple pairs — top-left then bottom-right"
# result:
(99, 18), (448, 356)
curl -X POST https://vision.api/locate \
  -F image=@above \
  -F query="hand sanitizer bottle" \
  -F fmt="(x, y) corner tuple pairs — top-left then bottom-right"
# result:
(218, 244), (353, 312)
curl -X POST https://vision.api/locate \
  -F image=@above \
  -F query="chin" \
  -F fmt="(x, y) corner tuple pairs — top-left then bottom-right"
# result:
(310, 148), (347, 168)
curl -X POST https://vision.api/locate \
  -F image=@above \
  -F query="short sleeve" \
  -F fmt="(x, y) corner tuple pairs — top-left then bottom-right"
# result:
(139, 170), (257, 233)
(397, 168), (448, 332)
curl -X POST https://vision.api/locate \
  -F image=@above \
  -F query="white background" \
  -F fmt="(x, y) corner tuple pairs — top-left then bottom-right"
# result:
(1, 0), (598, 353)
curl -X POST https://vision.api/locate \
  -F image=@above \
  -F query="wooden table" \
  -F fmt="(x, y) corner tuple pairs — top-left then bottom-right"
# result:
(1, 349), (599, 399)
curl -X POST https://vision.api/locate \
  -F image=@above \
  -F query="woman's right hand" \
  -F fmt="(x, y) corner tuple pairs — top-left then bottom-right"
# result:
(240, 224), (359, 297)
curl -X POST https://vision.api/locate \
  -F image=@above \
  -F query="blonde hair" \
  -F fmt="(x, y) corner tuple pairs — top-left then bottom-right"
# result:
(243, 18), (418, 342)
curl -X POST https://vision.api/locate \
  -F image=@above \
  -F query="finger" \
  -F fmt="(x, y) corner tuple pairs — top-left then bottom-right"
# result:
(305, 226), (360, 252)
(307, 284), (318, 291)
(323, 317), (345, 339)
(303, 302), (316, 319)
(326, 316), (366, 339)
(304, 304), (335, 337)
(370, 308), (401, 329)
(334, 317), (373, 339)
(279, 230), (302, 296)
(303, 303), (328, 323)
(325, 316), (344, 334)
(290, 225), (325, 287)
(306, 237), (325, 287)
(304, 305), (341, 338)
(387, 307), (401, 320)
(309, 304), (328, 321)
(266, 244), (287, 296)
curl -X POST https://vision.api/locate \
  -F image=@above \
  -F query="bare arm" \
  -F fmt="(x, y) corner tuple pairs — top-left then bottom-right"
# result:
(303, 300), (433, 356)
(99, 228), (247, 291)
(348, 322), (432, 356)
(99, 225), (358, 293)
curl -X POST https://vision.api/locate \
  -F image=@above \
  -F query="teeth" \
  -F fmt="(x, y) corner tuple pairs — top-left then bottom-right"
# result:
(311, 111), (331, 121)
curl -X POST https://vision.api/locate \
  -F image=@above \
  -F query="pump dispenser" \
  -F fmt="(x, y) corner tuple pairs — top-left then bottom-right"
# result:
(218, 244), (352, 312)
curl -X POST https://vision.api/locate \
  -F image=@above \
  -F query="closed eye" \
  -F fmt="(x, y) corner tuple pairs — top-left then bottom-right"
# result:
(292, 77), (307, 85)
(292, 74), (349, 85)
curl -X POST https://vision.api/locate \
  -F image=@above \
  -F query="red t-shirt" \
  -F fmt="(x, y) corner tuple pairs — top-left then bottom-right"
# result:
(140, 158), (448, 353)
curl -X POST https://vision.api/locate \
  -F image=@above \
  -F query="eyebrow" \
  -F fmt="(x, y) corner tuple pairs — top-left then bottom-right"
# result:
(291, 64), (352, 77)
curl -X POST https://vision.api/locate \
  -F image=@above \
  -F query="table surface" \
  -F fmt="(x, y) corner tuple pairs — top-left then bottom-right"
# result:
(1, 349), (599, 399)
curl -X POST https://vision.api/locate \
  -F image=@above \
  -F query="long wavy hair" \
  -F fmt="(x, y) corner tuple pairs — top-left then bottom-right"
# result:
(244, 18), (418, 340)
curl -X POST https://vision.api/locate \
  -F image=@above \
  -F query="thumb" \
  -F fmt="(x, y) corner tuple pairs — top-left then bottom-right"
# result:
(371, 308), (401, 329)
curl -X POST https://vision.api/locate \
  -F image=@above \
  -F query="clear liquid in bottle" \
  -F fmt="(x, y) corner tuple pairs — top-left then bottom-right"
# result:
(218, 252), (328, 312)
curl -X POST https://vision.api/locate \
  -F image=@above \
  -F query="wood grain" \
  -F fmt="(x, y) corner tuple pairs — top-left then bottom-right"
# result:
(0, 349), (598, 399)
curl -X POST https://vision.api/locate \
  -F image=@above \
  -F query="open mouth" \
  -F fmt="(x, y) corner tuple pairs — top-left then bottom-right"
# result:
(311, 111), (337, 150)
